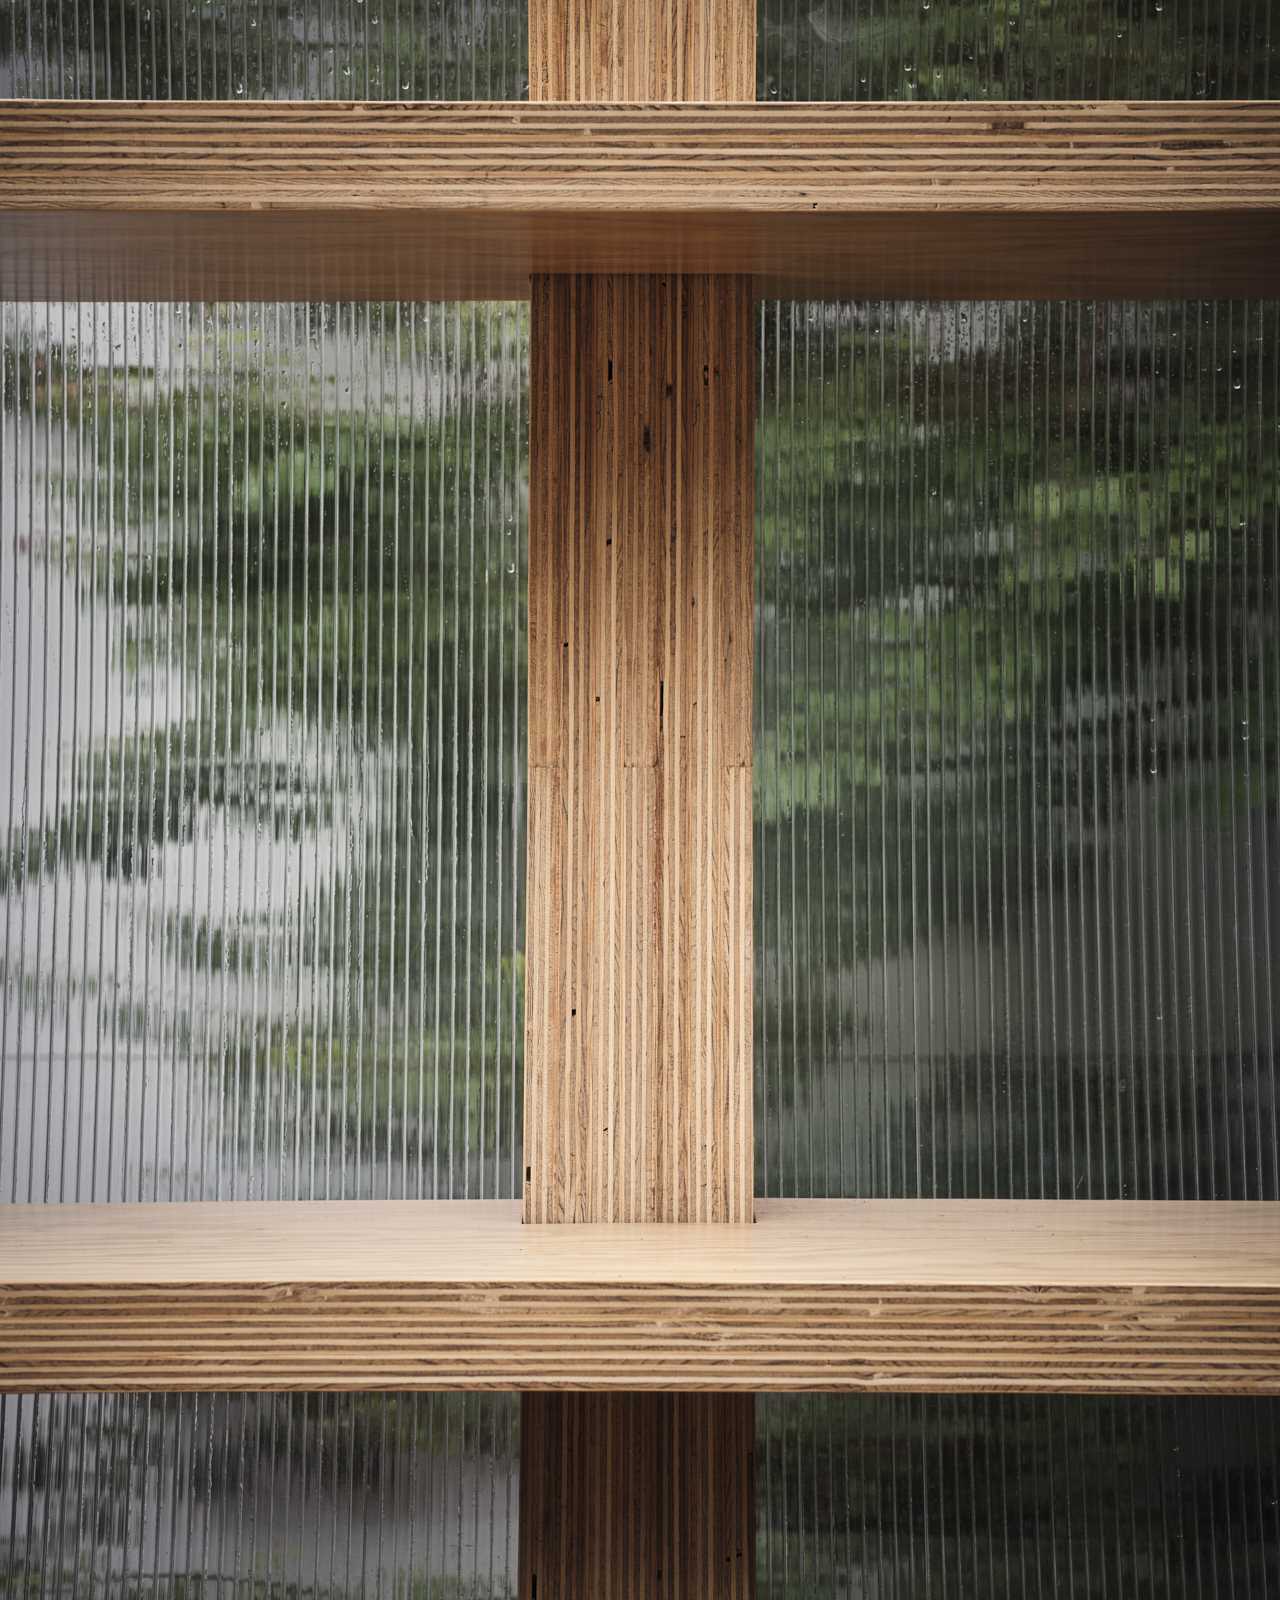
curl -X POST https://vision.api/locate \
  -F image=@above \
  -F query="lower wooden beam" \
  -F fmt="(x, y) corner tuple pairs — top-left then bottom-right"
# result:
(519, 1394), (754, 1599)
(3, 1200), (1278, 1394)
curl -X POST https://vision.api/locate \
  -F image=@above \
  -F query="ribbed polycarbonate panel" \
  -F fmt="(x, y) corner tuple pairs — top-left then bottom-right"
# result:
(0, 1), (528, 97)
(2, 1392), (518, 1597)
(0, 300), (525, 1592)
(1, 301), (527, 1206)
(756, 299), (1279, 1203)
(759, 1), (1278, 99)
(758, 1394), (1280, 1596)
(4, 0), (1274, 100)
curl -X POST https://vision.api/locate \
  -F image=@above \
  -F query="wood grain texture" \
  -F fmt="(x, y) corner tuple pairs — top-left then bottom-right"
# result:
(524, 0), (758, 1573)
(519, 1395), (754, 1598)
(3, 105), (1278, 301)
(6, 103), (1276, 211)
(529, 0), (755, 99)
(524, 274), (754, 1223)
(3, 1200), (1277, 1393)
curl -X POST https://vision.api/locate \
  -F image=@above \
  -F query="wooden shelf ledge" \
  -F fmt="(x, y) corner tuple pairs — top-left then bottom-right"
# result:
(2, 101), (1278, 300)
(2, 1199), (1277, 1394)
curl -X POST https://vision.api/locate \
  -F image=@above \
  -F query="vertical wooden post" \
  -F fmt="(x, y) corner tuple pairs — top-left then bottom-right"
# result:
(520, 1), (756, 1595)
(520, 1395), (755, 1598)
(528, 0), (755, 101)
(521, 3), (756, 1231)
(524, 272), (754, 1228)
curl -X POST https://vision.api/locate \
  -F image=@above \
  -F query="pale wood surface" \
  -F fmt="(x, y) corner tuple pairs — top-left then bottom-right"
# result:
(5, 1200), (1277, 1286)
(520, 1395), (754, 1598)
(524, 275), (754, 1223)
(530, 0), (755, 99)
(3, 1200), (1277, 1392)
(3, 104), (1278, 301)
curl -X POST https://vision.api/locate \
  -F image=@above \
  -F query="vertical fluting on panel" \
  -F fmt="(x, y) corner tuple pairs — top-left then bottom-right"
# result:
(755, 298), (1279, 1204)
(524, 274), (753, 1225)
(1, 1390), (519, 1597)
(757, 1), (1276, 101)
(753, 297), (1279, 1592)
(4, 0), (1274, 102)
(0, 0), (528, 98)
(1, 301), (528, 1208)
(0, 298), (528, 1594)
(755, 1393), (1280, 1597)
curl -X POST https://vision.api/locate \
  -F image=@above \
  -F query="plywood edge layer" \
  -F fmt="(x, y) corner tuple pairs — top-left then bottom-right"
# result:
(5, 102), (1277, 299)
(2, 1282), (1276, 1394)
(3, 102), (1278, 215)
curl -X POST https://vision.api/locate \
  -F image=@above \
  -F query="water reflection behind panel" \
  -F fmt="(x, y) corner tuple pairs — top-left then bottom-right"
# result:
(755, 300), (1280, 1200)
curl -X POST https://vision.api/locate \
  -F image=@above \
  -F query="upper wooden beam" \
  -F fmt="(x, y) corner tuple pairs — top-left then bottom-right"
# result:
(3, 1199), (1278, 1393)
(2, 101), (1278, 301)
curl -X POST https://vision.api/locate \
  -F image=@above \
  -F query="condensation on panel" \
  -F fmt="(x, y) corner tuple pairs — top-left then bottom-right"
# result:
(757, 1394), (1280, 1598)
(0, 301), (528, 1205)
(0, 1391), (518, 1597)
(0, 0), (528, 98)
(759, 1), (1278, 99)
(755, 299), (1280, 1200)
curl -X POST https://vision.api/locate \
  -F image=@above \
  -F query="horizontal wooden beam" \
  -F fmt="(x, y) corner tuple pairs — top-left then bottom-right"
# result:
(2, 102), (1277, 300)
(2, 1199), (1277, 1394)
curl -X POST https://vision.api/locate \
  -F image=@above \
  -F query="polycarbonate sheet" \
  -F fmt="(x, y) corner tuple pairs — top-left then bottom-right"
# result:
(0, 1), (528, 97)
(1, 301), (527, 1207)
(4, 0), (1274, 101)
(758, 1394), (1280, 1596)
(755, 300), (1280, 1200)
(1, 1392), (518, 1597)
(759, 1), (1278, 99)
(0, 298), (526, 1590)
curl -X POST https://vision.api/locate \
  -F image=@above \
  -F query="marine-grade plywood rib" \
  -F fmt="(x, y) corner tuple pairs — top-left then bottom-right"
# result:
(3, 1199), (1277, 1394)
(523, 273), (754, 1225)
(2, 102), (1278, 300)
